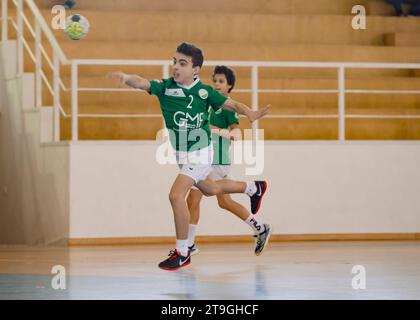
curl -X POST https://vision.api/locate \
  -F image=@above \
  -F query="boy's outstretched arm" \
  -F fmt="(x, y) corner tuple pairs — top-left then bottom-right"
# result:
(108, 71), (151, 91)
(222, 98), (270, 123)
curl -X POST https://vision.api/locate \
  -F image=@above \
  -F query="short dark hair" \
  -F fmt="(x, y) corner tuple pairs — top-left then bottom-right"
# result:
(176, 42), (204, 68)
(213, 65), (236, 93)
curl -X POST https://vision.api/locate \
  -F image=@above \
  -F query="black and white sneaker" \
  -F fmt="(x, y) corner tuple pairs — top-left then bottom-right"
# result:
(250, 181), (267, 214)
(254, 224), (271, 256)
(188, 244), (200, 256)
(158, 249), (191, 271)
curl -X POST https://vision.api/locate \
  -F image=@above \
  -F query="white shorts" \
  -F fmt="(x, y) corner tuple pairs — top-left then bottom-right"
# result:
(210, 165), (231, 181)
(176, 145), (213, 184)
(190, 164), (231, 191)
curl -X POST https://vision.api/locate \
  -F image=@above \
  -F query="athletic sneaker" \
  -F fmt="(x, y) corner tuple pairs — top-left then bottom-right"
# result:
(188, 244), (200, 256)
(254, 224), (271, 256)
(158, 249), (191, 271)
(250, 181), (267, 214)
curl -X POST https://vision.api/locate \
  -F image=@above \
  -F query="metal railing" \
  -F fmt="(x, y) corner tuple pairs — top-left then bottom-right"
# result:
(2, 0), (69, 143)
(2, 0), (420, 142)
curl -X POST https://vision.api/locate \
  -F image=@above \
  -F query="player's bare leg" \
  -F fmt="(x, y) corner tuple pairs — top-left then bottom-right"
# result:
(187, 189), (203, 256)
(216, 193), (249, 220)
(195, 175), (246, 196)
(169, 174), (195, 240)
(196, 176), (267, 214)
(187, 177), (247, 256)
(191, 176), (270, 255)
(158, 174), (195, 271)
(216, 193), (271, 255)
(187, 189), (203, 225)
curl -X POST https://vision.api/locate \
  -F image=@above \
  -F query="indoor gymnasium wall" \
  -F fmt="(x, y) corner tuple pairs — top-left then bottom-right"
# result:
(2, 1), (419, 244)
(67, 141), (420, 240)
(25, 0), (420, 141)
(0, 41), (69, 245)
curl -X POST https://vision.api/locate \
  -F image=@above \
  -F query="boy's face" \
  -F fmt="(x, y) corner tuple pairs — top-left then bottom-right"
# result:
(172, 52), (200, 85)
(212, 73), (231, 97)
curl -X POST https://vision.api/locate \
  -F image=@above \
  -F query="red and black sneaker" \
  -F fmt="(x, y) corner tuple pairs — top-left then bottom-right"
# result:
(250, 181), (267, 214)
(158, 249), (191, 271)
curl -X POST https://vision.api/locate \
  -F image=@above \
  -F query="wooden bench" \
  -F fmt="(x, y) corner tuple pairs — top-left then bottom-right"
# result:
(384, 32), (420, 47)
(367, 1), (402, 16)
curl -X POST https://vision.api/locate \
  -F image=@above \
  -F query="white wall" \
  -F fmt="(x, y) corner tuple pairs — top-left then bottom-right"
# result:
(2, 40), (419, 242)
(68, 141), (420, 238)
(0, 41), (69, 245)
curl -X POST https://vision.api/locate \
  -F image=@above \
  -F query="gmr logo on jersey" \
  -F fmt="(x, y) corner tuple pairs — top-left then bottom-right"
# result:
(174, 111), (204, 128)
(250, 218), (261, 232)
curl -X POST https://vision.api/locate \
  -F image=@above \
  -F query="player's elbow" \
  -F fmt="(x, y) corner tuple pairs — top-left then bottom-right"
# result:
(135, 78), (150, 91)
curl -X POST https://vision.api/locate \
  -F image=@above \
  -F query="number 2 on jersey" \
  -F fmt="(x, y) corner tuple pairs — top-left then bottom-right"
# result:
(186, 95), (193, 109)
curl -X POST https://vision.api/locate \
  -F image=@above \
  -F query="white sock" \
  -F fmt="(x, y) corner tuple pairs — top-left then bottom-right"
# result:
(176, 239), (189, 257)
(245, 214), (265, 235)
(188, 224), (197, 247)
(245, 181), (257, 197)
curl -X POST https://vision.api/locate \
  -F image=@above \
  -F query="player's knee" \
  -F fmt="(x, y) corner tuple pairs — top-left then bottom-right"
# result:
(218, 198), (232, 210)
(201, 190), (211, 197)
(169, 191), (184, 205)
(202, 186), (218, 197)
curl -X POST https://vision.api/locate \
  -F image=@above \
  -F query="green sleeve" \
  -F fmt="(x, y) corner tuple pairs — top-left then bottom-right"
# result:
(208, 87), (228, 111)
(148, 78), (167, 97)
(225, 110), (239, 126)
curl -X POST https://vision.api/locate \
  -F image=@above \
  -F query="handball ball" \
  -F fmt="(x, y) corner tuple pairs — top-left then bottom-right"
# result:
(64, 14), (89, 40)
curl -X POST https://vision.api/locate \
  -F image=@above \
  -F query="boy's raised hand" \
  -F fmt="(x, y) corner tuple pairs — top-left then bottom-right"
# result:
(248, 104), (271, 122)
(107, 71), (127, 86)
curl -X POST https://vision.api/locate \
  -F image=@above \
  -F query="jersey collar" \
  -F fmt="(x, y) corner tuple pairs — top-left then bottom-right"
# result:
(176, 76), (200, 90)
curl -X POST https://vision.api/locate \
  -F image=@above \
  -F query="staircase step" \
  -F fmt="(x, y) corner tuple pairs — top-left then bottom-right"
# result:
(385, 32), (420, 47)
(35, 0), (372, 15)
(58, 115), (420, 140)
(8, 8), (420, 45)
(367, 1), (396, 16)
(347, 118), (420, 139)
(60, 116), (163, 140)
(42, 10), (420, 45)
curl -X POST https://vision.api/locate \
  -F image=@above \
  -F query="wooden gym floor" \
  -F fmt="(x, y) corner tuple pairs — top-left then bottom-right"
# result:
(0, 241), (419, 299)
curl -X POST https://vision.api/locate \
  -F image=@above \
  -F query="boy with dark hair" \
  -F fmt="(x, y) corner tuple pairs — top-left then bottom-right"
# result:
(110, 43), (269, 271)
(187, 65), (270, 257)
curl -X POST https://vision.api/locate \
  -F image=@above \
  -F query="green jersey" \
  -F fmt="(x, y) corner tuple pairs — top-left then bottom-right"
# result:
(210, 107), (239, 165)
(148, 77), (228, 152)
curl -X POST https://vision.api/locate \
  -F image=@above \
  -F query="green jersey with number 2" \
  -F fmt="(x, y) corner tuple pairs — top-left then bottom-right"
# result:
(148, 77), (228, 152)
